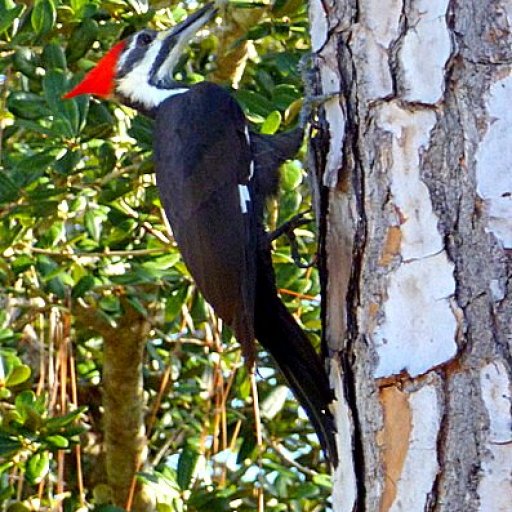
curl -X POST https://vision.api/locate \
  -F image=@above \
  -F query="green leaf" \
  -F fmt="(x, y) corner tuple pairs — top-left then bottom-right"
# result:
(0, 461), (14, 474)
(126, 295), (147, 316)
(236, 90), (275, 119)
(272, 0), (304, 16)
(92, 506), (126, 512)
(43, 69), (80, 137)
(98, 142), (117, 174)
(177, 444), (200, 491)
(0, 172), (19, 204)
(99, 295), (121, 315)
(156, 504), (173, 512)
(165, 286), (189, 323)
(7, 92), (50, 120)
(66, 18), (99, 64)
(84, 208), (107, 242)
(312, 473), (333, 489)
(12, 48), (39, 79)
(280, 160), (303, 191)
(70, 0), (91, 15)
(26, 452), (50, 484)
(0, 1), (24, 33)
(236, 430), (256, 464)
(273, 84), (300, 110)
(31, 0), (56, 36)
(45, 407), (86, 430)
(3, 502), (30, 512)
(45, 435), (69, 449)
(261, 110), (282, 135)
(0, 434), (22, 457)
(15, 389), (36, 409)
(260, 385), (288, 420)
(13, 152), (56, 187)
(278, 190), (302, 224)
(42, 43), (67, 70)
(14, 119), (59, 137)
(53, 149), (81, 175)
(71, 275), (96, 298)
(5, 365), (31, 387)
(289, 482), (319, 499)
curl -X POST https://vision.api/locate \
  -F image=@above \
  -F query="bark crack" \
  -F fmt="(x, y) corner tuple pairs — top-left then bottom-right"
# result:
(340, 24), (368, 512)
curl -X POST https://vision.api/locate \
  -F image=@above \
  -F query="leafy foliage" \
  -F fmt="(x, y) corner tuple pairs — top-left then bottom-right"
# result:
(0, 0), (330, 510)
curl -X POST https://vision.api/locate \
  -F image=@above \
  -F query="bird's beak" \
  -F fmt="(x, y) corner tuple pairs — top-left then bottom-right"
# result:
(159, 2), (217, 41)
(151, 2), (217, 84)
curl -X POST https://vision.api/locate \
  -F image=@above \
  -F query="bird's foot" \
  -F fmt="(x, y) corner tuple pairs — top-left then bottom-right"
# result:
(298, 53), (343, 127)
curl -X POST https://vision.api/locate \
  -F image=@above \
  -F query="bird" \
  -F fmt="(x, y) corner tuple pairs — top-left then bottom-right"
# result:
(64, 2), (338, 466)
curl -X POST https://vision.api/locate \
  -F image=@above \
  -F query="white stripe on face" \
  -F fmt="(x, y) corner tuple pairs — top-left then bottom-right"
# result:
(117, 39), (187, 108)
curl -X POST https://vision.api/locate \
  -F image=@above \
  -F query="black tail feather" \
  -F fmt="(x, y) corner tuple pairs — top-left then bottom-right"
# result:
(254, 241), (338, 467)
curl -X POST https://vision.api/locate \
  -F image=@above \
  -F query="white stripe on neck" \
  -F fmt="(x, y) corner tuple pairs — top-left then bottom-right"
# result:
(117, 40), (187, 109)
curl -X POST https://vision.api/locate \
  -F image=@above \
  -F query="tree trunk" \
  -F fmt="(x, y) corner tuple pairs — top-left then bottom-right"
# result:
(75, 301), (152, 511)
(309, 1), (512, 511)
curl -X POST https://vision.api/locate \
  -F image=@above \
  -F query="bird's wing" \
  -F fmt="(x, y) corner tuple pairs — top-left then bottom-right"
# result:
(154, 82), (257, 364)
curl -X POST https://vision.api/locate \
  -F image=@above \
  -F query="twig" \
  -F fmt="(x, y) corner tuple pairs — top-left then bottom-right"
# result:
(249, 371), (264, 512)
(269, 210), (316, 269)
(146, 364), (172, 436)
(16, 244), (169, 259)
(269, 210), (312, 241)
(268, 438), (319, 478)
(69, 338), (85, 506)
(56, 310), (70, 512)
(278, 288), (318, 301)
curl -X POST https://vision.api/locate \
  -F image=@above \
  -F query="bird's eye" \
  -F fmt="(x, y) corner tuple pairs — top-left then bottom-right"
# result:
(137, 32), (154, 47)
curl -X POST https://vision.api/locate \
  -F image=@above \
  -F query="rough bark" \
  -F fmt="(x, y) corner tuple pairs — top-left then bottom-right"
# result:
(75, 300), (151, 510)
(309, 1), (512, 511)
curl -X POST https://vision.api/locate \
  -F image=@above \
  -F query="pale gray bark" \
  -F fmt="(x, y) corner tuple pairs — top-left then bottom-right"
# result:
(309, 1), (512, 511)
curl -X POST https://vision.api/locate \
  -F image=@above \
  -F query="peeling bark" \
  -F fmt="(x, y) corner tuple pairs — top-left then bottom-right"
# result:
(309, 1), (512, 511)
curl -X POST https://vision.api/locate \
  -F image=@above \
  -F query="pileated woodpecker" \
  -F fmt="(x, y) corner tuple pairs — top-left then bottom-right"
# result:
(65, 3), (337, 465)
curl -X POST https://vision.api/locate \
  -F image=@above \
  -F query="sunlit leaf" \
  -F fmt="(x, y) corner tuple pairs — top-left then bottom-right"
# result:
(260, 385), (288, 420)
(177, 443), (200, 491)
(261, 110), (282, 135)
(0, 0), (24, 34)
(26, 452), (50, 484)
(5, 365), (31, 387)
(31, 0), (56, 36)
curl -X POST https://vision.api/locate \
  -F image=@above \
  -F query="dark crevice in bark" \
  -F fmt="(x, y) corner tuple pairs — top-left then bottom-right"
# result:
(338, 33), (368, 512)
(490, 303), (512, 372)
(340, 349), (365, 512)
(313, 123), (333, 364)
(426, 373), (450, 511)
(387, 0), (408, 99)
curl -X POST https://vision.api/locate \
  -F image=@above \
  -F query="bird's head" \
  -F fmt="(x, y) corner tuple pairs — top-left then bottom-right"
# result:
(64, 3), (217, 110)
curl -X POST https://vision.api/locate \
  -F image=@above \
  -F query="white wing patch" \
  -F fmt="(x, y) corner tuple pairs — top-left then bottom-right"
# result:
(240, 126), (253, 213)
(238, 184), (251, 214)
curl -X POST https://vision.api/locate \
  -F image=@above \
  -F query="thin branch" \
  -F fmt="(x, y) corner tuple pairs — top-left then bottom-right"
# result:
(278, 288), (318, 301)
(249, 371), (265, 512)
(267, 438), (319, 478)
(15, 244), (169, 259)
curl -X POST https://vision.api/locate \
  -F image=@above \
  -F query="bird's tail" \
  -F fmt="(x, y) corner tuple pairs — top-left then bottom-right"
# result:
(254, 243), (338, 466)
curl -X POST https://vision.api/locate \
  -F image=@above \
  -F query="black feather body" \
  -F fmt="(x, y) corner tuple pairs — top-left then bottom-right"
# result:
(151, 82), (337, 465)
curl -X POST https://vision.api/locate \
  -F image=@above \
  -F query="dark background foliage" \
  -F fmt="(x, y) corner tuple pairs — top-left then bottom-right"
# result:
(0, 0), (330, 510)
